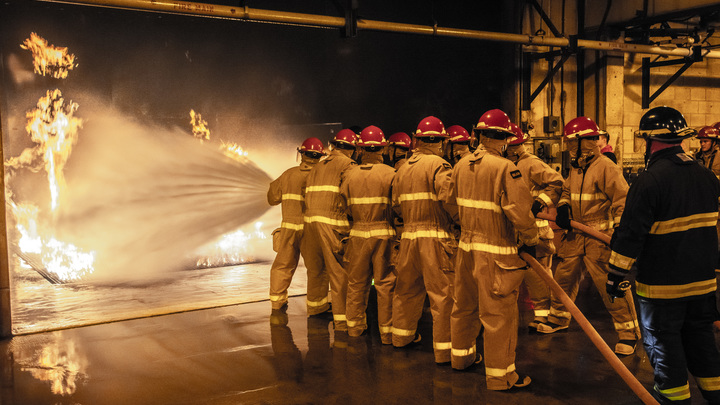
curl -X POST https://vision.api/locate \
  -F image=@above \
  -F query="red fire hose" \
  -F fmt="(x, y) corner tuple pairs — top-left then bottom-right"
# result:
(519, 252), (658, 405)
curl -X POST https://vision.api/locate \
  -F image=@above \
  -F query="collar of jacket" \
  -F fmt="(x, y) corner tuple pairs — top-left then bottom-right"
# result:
(648, 145), (693, 167)
(468, 149), (487, 163)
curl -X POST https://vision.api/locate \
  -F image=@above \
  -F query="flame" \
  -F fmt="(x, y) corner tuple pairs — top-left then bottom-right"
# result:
(195, 222), (266, 268)
(20, 33), (77, 79)
(190, 109), (210, 141)
(22, 340), (87, 396)
(219, 141), (249, 160)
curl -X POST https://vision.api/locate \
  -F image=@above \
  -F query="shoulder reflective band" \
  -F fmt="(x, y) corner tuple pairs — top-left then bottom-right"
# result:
(402, 230), (451, 239)
(456, 198), (502, 213)
(282, 193), (303, 201)
(349, 228), (396, 238)
(458, 241), (517, 255)
(609, 250), (636, 271)
(649, 211), (719, 235)
(304, 216), (350, 227)
(306, 185), (340, 193)
(635, 278), (717, 299)
(348, 196), (390, 205)
(398, 192), (438, 202)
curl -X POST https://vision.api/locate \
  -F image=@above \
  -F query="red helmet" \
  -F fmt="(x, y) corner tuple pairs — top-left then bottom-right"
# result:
(298, 137), (325, 155)
(564, 116), (601, 140)
(698, 126), (720, 140)
(358, 125), (387, 147)
(474, 109), (514, 139)
(447, 125), (470, 143)
(332, 128), (358, 147)
(415, 116), (447, 139)
(507, 123), (529, 145)
(388, 132), (411, 149)
(712, 122), (720, 132)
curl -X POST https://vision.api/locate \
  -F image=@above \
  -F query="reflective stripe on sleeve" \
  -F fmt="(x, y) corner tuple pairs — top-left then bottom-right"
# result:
(348, 196), (390, 205)
(349, 228), (396, 238)
(609, 250), (635, 272)
(655, 383), (691, 401)
(456, 198), (502, 213)
(398, 192), (438, 202)
(304, 216), (350, 227)
(458, 241), (518, 255)
(282, 193), (303, 201)
(402, 230), (451, 239)
(535, 219), (549, 227)
(649, 212), (719, 235)
(306, 185), (340, 193)
(570, 192), (606, 201)
(538, 192), (552, 207)
(635, 278), (717, 299)
(696, 376), (720, 391)
(486, 363), (516, 377)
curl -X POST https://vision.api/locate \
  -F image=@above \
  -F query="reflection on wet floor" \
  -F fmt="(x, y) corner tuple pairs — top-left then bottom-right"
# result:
(1, 285), (719, 405)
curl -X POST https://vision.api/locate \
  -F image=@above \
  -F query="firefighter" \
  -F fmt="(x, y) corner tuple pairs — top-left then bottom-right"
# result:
(267, 137), (325, 311)
(387, 132), (412, 169)
(444, 109), (538, 390)
(340, 125), (397, 342)
(445, 125), (472, 166)
(391, 116), (456, 364)
(609, 106), (720, 405)
(697, 125), (720, 177)
(504, 123), (563, 331)
(537, 116), (642, 356)
(302, 129), (357, 330)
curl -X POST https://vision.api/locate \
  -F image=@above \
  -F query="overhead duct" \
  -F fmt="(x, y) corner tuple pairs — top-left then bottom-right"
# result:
(40, 0), (720, 59)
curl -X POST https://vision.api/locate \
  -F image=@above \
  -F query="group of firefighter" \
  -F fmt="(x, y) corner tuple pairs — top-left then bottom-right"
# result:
(266, 106), (720, 404)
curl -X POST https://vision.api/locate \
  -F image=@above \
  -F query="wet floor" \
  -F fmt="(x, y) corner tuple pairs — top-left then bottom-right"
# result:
(3, 281), (719, 405)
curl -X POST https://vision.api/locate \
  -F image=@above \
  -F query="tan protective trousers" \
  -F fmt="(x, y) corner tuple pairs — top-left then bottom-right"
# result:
(521, 238), (555, 322)
(549, 234), (641, 341)
(302, 221), (348, 329)
(344, 237), (396, 343)
(391, 237), (454, 363)
(269, 228), (305, 310)
(451, 250), (525, 390)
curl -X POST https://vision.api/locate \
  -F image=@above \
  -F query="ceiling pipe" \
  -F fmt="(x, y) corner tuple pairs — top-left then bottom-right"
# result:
(39, 0), (720, 59)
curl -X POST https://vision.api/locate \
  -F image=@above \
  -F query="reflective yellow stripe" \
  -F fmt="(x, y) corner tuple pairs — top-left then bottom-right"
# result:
(282, 193), (303, 201)
(655, 383), (691, 401)
(280, 222), (303, 231)
(696, 376), (720, 391)
(456, 198), (502, 213)
(304, 216), (350, 227)
(614, 319), (639, 331)
(398, 192), (438, 202)
(379, 326), (392, 334)
(348, 196), (390, 205)
(307, 297), (329, 307)
(392, 326), (416, 337)
(306, 185), (340, 193)
(636, 279), (717, 299)
(402, 230), (451, 239)
(333, 314), (347, 322)
(486, 363), (516, 377)
(433, 341), (452, 350)
(346, 319), (361, 327)
(458, 240), (518, 255)
(269, 292), (288, 302)
(349, 228), (396, 238)
(609, 250), (636, 271)
(535, 219), (549, 227)
(538, 193), (552, 207)
(649, 212), (719, 235)
(451, 344), (476, 357)
(570, 192), (605, 201)
(534, 309), (549, 317)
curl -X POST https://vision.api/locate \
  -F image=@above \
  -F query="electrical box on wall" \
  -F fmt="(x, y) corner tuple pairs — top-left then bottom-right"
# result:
(543, 116), (560, 133)
(533, 138), (563, 173)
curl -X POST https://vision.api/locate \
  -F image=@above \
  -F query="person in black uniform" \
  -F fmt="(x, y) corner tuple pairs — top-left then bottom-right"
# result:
(608, 106), (720, 405)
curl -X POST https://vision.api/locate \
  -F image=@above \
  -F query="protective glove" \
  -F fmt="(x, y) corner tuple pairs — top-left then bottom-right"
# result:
(531, 199), (544, 217)
(518, 243), (536, 258)
(555, 204), (572, 231)
(606, 272), (626, 303)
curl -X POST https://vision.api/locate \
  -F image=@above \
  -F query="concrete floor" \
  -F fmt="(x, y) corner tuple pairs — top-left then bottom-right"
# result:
(1, 284), (718, 405)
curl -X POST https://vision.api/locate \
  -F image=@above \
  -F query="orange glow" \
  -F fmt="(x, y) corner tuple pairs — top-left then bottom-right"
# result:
(190, 109), (211, 142)
(20, 32), (77, 79)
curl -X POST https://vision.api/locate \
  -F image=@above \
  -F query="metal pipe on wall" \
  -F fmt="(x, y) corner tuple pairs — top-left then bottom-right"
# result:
(39, 0), (720, 59)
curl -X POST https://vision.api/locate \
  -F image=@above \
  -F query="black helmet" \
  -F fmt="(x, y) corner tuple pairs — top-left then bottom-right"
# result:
(636, 106), (696, 142)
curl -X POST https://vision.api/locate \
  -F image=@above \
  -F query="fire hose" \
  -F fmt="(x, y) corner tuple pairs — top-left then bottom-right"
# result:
(523, 212), (658, 404)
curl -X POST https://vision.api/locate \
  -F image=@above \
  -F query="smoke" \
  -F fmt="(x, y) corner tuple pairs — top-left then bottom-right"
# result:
(54, 102), (274, 284)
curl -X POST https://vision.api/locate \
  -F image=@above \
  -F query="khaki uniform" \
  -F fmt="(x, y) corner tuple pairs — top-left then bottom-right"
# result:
(267, 160), (315, 309)
(340, 154), (397, 342)
(303, 150), (356, 328)
(444, 147), (539, 390)
(391, 147), (456, 363)
(549, 154), (641, 341)
(513, 148), (563, 323)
